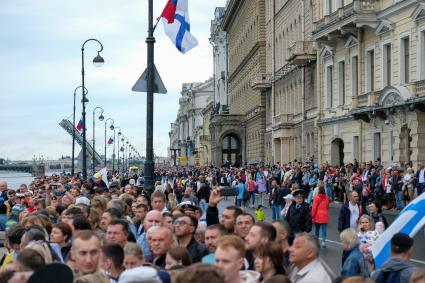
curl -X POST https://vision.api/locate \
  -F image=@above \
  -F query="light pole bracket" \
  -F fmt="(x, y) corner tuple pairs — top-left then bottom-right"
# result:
(132, 64), (167, 94)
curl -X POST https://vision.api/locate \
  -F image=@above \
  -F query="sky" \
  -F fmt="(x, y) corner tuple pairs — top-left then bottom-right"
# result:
(0, 0), (226, 161)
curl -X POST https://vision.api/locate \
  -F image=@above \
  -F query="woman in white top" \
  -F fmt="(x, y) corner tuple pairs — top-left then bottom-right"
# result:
(357, 215), (379, 257)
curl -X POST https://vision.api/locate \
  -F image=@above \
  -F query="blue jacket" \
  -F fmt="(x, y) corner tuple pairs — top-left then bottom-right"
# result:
(341, 247), (370, 277)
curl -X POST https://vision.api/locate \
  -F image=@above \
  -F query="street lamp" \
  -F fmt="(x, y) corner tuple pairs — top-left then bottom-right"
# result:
(72, 86), (88, 176)
(115, 127), (122, 173)
(104, 118), (114, 167)
(121, 136), (125, 172)
(92, 107), (104, 173)
(126, 140), (130, 172)
(81, 38), (104, 180)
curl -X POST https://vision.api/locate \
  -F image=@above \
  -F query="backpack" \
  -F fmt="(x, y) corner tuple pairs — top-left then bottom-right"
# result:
(375, 270), (401, 283)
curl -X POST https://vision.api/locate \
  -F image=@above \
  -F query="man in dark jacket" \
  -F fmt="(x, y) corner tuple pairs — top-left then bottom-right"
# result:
(371, 233), (417, 283)
(174, 214), (208, 263)
(285, 189), (312, 233)
(271, 180), (285, 220)
(338, 191), (366, 232)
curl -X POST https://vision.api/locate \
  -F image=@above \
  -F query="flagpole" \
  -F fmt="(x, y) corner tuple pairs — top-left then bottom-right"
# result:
(153, 17), (161, 33)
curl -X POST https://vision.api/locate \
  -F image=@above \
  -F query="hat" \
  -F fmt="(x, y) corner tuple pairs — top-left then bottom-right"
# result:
(119, 266), (162, 283)
(284, 194), (294, 201)
(177, 200), (198, 210)
(129, 179), (135, 185)
(292, 189), (305, 198)
(75, 196), (91, 206)
(391, 232), (413, 249)
(94, 172), (102, 179)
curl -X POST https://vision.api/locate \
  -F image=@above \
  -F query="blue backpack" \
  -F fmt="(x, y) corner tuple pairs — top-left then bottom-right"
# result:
(375, 270), (401, 283)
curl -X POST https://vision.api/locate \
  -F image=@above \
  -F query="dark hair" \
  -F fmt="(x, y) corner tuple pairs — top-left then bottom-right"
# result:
(254, 222), (277, 241)
(0, 269), (15, 283)
(0, 204), (7, 214)
(370, 201), (382, 214)
(16, 248), (45, 271)
(167, 246), (192, 267)
(105, 207), (122, 220)
(63, 207), (83, 217)
(102, 243), (124, 268)
(173, 263), (225, 283)
(257, 243), (286, 276)
(177, 214), (198, 232)
(6, 224), (26, 246)
(206, 224), (227, 235)
(72, 214), (92, 230)
(236, 212), (255, 224)
(22, 225), (47, 243)
(263, 275), (291, 283)
(225, 206), (243, 220)
(52, 222), (73, 242)
(136, 203), (149, 211)
(109, 219), (129, 235)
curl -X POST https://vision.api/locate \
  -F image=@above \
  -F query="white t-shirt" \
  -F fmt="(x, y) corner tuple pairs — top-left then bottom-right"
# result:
(349, 202), (359, 229)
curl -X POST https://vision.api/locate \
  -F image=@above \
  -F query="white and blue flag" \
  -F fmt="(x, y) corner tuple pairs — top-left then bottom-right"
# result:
(161, 0), (198, 54)
(371, 192), (425, 268)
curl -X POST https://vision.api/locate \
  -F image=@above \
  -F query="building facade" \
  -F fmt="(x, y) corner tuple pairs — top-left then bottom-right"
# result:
(209, 0), (268, 166)
(264, 0), (318, 165)
(169, 79), (214, 166)
(314, 0), (425, 166)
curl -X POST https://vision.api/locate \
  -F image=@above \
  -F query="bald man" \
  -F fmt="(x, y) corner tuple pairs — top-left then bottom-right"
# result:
(136, 210), (163, 262)
(149, 226), (174, 268)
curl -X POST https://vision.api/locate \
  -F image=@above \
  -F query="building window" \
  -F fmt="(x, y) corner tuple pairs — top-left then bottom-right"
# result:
(420, 29), (425, 80)
(338, 60), (345, 106)
(383, 43), (392, 87)
(326, 65), (333, 108)
(373, 132), (381, 161)
(366, 49), (375, 92)
(353, 136), (359, 161)
(401, 36), (410, 84)
(351, 56), (358, 97)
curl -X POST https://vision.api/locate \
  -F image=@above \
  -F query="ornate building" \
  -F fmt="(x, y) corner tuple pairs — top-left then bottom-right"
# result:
(264, 0), (318, 164)
(209, 0), (268, 166)
(169, 79), (213, 166)
(314, 0), (425, 166)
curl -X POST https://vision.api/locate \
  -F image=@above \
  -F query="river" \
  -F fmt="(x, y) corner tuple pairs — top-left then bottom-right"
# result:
(0, 170), (68, 189)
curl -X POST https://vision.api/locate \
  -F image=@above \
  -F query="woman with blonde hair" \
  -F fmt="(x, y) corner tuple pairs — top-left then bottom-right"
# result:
(340, 228), (370, 277)
(123, 242), (145, 270)
(357, 215), (379, 255)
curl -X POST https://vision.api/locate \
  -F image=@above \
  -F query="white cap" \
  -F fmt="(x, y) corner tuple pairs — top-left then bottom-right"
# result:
(75, 196), (90, 206)
(119, 267), (161, 283)
(283, 194), (294, 200)
(129, 179), (135, 185)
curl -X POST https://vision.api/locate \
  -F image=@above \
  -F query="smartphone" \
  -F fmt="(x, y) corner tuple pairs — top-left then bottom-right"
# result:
(220, 187), (238, 197)
(50, 184), (58, 190)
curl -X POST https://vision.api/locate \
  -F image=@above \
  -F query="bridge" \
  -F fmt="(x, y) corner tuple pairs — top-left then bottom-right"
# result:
(0, 163), (45, 176)
(59, 118), (103, 165)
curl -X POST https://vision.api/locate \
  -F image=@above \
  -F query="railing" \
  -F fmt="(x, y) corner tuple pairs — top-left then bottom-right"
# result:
(417, 79), (425, 96)
(250, 73), (272, 90)
(287, 41), (316, 61)
(273, 114), (294, 125)
(314, 0), (376, 33)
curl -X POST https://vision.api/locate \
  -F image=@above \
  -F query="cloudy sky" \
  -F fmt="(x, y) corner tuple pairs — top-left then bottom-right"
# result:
(0, 0), (226, 161)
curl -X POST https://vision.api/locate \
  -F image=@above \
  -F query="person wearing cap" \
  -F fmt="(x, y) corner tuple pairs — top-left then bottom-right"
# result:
(285, 189), (312, 233)
(93, 172), (107, 189)
(281, 194), (294, 219)
(371, 232), (418, 283)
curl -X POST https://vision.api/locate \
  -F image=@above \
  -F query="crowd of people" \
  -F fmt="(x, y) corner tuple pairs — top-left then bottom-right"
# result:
(0, 159), (424, 283)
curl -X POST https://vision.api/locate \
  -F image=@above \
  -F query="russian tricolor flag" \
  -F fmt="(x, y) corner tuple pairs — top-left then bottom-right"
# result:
(107, 137), (113, 145)
(76, 118), (84, 132)
(161, 0), (198, 54)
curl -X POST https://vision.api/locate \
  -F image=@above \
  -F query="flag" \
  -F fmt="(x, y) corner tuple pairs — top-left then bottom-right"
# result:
(371, 192), (425, 268)
(120, 146), (124, 152)
(76, 118), (83, 132)
(107, 137), (113, 145)
(97, 167), (109, 188)
(161, 0), (198, 54)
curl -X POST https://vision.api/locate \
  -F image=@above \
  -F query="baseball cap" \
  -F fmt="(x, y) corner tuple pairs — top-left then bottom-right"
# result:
(119, 266), (162, 283)
(75, 196), (91, 206)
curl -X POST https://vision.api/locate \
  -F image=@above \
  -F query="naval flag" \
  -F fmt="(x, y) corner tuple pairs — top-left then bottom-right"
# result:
(161, 0), (198, 54)
(371, 192), (425, 268)
(107, 137), (113, 145)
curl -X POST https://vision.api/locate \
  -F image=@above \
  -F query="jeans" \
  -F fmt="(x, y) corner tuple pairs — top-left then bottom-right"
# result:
(395, 190), (404, 209)
(314, 223), (327, 242)
(199, 199), (208, 215)
(272, 204), (282, 221)
(249, 191), (255, 205)
(236, 198), (243, 207)
(418, 183), (425, 196)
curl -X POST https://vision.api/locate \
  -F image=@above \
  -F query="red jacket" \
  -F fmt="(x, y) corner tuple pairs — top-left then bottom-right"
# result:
(311, 193), (329, 224)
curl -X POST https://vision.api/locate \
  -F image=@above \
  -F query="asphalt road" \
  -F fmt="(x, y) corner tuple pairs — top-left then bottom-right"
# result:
(217, 197), (425, 274)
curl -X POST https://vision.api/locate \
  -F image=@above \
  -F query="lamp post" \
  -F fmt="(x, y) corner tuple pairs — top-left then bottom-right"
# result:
(81, 38), (104, 180)
(104, 118), (114, 167)
(72, 86), (88, 176)
(121, 136), (125, 172)
(92, 107), (104, 173)
(115, 127), (122, 173)
(126, 140), (130, 172)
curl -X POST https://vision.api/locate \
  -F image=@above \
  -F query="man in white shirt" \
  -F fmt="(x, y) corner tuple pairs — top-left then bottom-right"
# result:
(289, 233), (333, 283)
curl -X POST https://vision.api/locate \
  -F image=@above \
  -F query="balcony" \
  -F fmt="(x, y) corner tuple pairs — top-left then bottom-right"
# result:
(273, 114), (294, 128)
(250, 73), (272, 91)
(286, 41), (317, 66)
(417, 80), (425, 96)
(313, 0), (378, 41)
